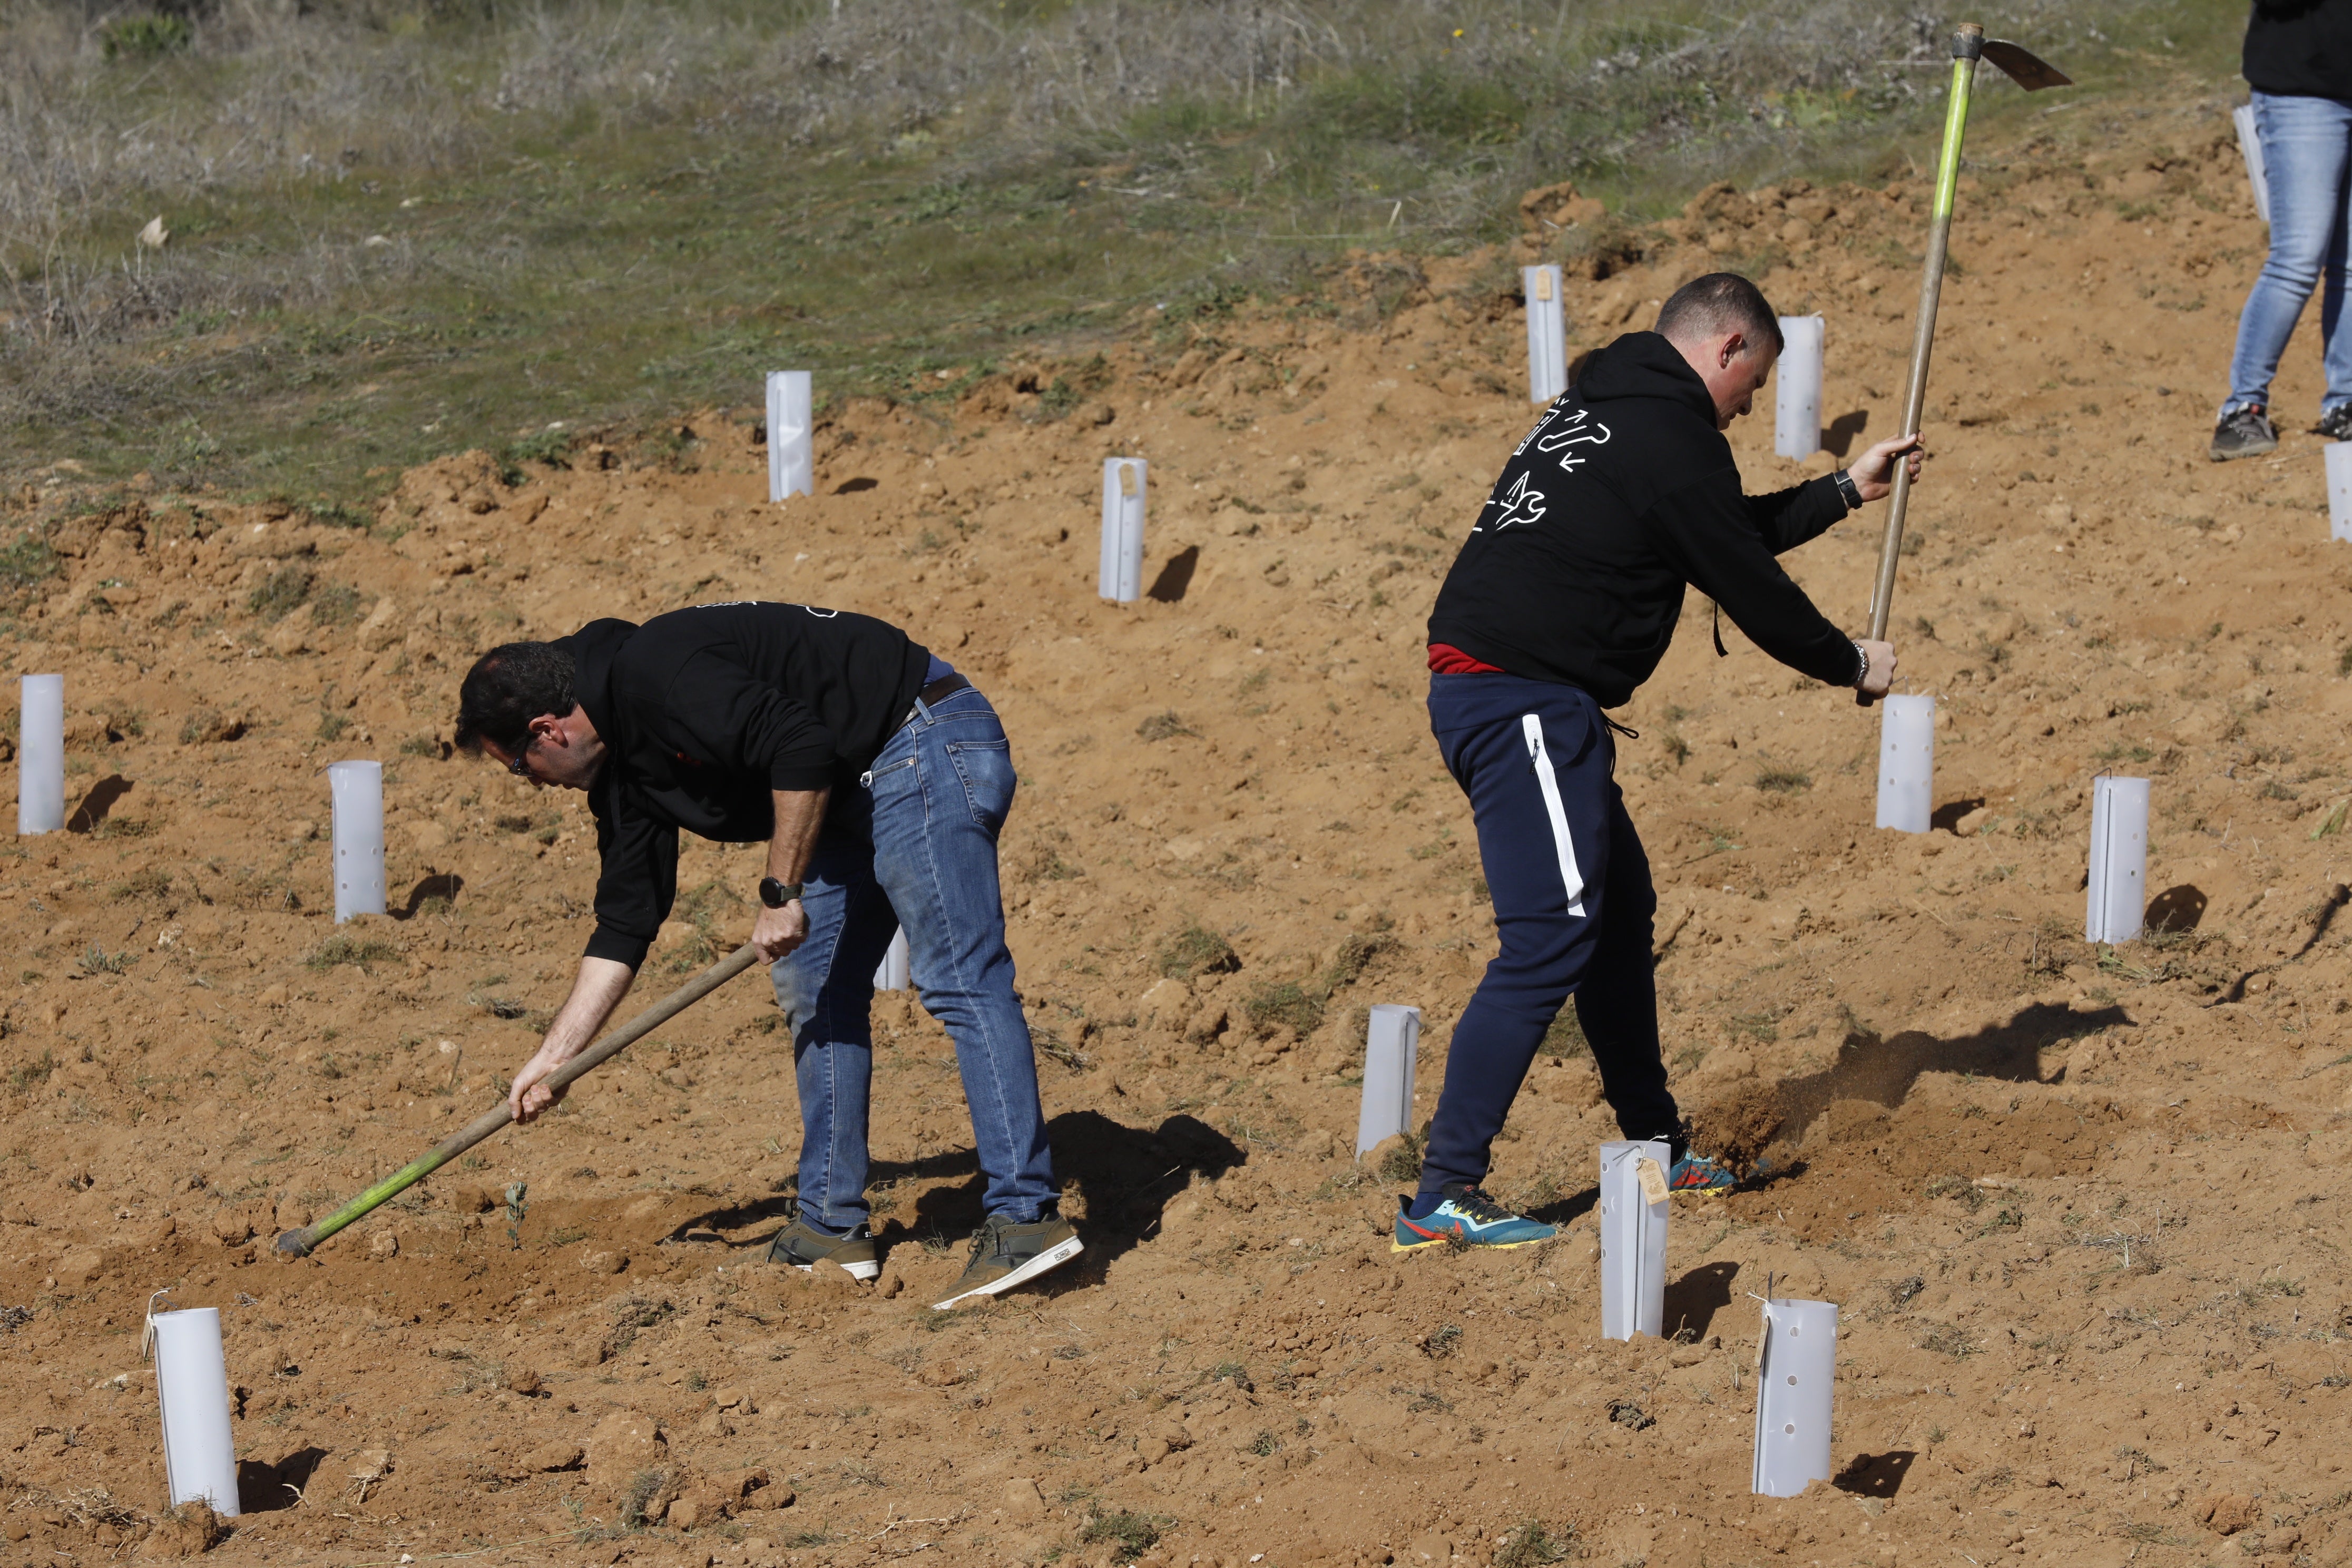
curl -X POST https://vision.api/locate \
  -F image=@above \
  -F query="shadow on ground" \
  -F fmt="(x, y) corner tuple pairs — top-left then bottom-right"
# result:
(1664, 1260), (1740, 1339)
(670, 1110), (1244, 1271)
(1835, 1450), (1916, 1497)
(1701, 1001), (2129, 1164)
(66, 775), (132, 832)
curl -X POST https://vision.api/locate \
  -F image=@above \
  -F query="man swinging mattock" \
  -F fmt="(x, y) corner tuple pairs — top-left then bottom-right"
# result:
(1398, 272), (1927, 1250)
(454, 601), (1081, 1309)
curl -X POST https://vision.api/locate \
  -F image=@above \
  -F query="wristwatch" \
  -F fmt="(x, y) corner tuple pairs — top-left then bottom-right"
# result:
(1850, 640), (1873, 690)
(1834, 469), (1864, 511)
(758, 877), (803, 908)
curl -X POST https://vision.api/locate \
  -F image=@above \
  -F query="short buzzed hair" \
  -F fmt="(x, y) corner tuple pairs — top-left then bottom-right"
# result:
(1655, 272), (1784, 358)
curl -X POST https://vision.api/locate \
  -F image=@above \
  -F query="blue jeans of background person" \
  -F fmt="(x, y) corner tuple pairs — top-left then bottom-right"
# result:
(1417, 673), (1680, 1200)
(769, 683), (1056, 1232)
(2226, 90), (2352, 418)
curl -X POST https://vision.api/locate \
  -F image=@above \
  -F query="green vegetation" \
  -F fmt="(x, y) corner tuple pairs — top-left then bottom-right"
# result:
(307, 935), (397, 973)
(1497, 1518), (1576, 1568)
(1155, 920), (1239, 981)
(0, 0), (2225, 504)
(1081, 1510), (1165, 1556)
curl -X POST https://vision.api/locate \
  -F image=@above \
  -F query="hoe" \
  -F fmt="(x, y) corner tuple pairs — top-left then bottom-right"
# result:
(1861, 23), (2070, 701)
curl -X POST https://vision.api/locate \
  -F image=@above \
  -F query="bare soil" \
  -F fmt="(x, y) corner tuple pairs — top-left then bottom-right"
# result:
(0, 84), (2347, 1568)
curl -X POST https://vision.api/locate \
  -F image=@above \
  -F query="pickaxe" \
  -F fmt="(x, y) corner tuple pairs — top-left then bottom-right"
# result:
(1861, 24), (2070, 702)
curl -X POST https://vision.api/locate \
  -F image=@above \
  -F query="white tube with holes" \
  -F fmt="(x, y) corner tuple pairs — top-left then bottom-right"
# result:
(328, 760), (386, 924)
(1773, 314), (1825, 458)
(873, 926), (910, 992)
(1354, 1004), (1420, 1157)
(2327, 442), (2352, 543)
(1525, 265), (1566, 404)
(152, 1307), (241, 1515)
(1099, 458), (1146, 603)
(1874, 693), (1934, 834)
(2086, 775), (2150, 944)
(16, 673), (62, 836)
(1599, 1140), (1669, 1341)
(1753, 1297), (1838, 1497)
(2235, 103), (2271, 226)
(766, 371), (814, 502)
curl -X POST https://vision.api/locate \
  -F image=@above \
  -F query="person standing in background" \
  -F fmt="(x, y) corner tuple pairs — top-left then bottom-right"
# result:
(2211, 0), (2352, 460)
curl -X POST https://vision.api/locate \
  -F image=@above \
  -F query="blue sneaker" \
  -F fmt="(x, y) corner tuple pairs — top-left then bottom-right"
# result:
(1668, 1152), (1737, 1194)
(1393, 1183), (1557, 1251)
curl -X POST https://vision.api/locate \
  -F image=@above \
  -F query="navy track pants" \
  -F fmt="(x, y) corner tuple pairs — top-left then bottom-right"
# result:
(1418, 672), (1680, 1199)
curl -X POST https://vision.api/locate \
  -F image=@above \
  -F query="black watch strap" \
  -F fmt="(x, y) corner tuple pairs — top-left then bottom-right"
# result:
(758, 877), (803, 908)
(1834, 469), (1863, 511)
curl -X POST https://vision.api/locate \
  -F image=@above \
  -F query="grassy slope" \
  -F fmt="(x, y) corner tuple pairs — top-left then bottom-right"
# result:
(0, 0), (2242, 509)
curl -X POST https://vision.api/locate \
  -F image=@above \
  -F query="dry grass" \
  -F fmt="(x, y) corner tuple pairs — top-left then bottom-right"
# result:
(0, 0), (2223, 500)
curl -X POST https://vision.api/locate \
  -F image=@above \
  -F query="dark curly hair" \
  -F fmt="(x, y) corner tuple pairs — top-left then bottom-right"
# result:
(454, 641), (576, 755)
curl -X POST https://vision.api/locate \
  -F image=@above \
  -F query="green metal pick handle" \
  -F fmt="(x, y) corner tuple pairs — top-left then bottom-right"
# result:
(1860, 23), (2070, 697)
(273, 943), (764, 1258)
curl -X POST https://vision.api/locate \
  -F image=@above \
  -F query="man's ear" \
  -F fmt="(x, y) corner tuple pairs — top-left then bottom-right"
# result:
(1719, 331), (1748, 368)
(526, 712), (566, 747)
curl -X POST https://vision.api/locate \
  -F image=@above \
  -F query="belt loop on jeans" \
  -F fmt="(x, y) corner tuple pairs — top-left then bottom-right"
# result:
(898, 671), (972, 731)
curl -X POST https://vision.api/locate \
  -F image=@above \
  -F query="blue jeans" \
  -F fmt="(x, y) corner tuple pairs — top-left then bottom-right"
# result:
(768, 683), (1056, 1231)
(1417, 674), (1679, 1199)
(2226, 91), (2352, 417)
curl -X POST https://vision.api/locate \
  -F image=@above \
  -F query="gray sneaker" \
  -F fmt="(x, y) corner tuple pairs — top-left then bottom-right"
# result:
(765, 1211), (878, 1281)
(931, 1214), (1083, 1310)
(2211, 405), (2278, 460)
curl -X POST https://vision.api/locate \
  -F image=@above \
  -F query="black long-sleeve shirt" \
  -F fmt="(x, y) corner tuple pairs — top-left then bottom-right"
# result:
(2245, 0), (2352, 99)
(1426, 330), (1861, 707)
(562, 603), (930, 968)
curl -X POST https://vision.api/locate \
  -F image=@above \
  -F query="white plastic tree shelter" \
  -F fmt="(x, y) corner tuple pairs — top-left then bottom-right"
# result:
(2085, 775), (2150, 943)
(2327, 441), (2352, 543)
(328, 760), (386, 924)
(766, 371), (815, 502)
(1874, 693), (1934, 834)
(1752, 1296), (1838, 1497)
(1354, 1003), (1420, 1156)
(1598, 1140), (1669, 1340)
(873, 926), (910, 992)
(150, 1304), (241, 1515)
(1773, 314), (1825, 459)
(1098, 458), (1146, 603)
(2233, 104), (2271, 226)
(1524, 265), (1567, 404)
(16, 673), (62, 836)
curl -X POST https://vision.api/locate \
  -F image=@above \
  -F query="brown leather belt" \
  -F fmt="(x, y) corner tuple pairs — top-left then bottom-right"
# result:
(899, 672), (971, 729)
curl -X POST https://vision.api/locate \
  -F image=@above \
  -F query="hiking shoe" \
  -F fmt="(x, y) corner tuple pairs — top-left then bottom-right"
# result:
(1392, 1183), (1556, 1251)
(932, 1214), (1083, 1310)
(1668, 1152), (1738, 1194)
(2211, 405), (2278, 460)
(2315, 404), (2352, 441)
(765, 1212), (878, 1281)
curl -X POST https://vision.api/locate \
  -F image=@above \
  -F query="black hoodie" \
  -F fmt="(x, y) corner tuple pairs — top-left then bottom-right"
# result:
(2245, 0), (2352, 100)
(1426, 330), (1863, 707)
(558, 602), (931, 968)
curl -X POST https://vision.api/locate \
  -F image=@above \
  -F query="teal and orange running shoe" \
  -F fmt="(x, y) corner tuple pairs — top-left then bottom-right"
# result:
(1668, 1151), (1738, 1193)
(1393, 1183), (1557, 1251)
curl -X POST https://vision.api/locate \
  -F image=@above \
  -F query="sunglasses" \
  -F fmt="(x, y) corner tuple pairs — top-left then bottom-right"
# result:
(505, 734), (535, 777)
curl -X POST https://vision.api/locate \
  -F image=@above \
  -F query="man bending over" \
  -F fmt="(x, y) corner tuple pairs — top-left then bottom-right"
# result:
(1399, 272), (1925, 1249)
(455, 601), (1080, 1308)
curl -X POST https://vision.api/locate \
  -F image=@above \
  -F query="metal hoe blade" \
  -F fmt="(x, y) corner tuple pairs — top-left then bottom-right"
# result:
(1982, 40), (2071, 92)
